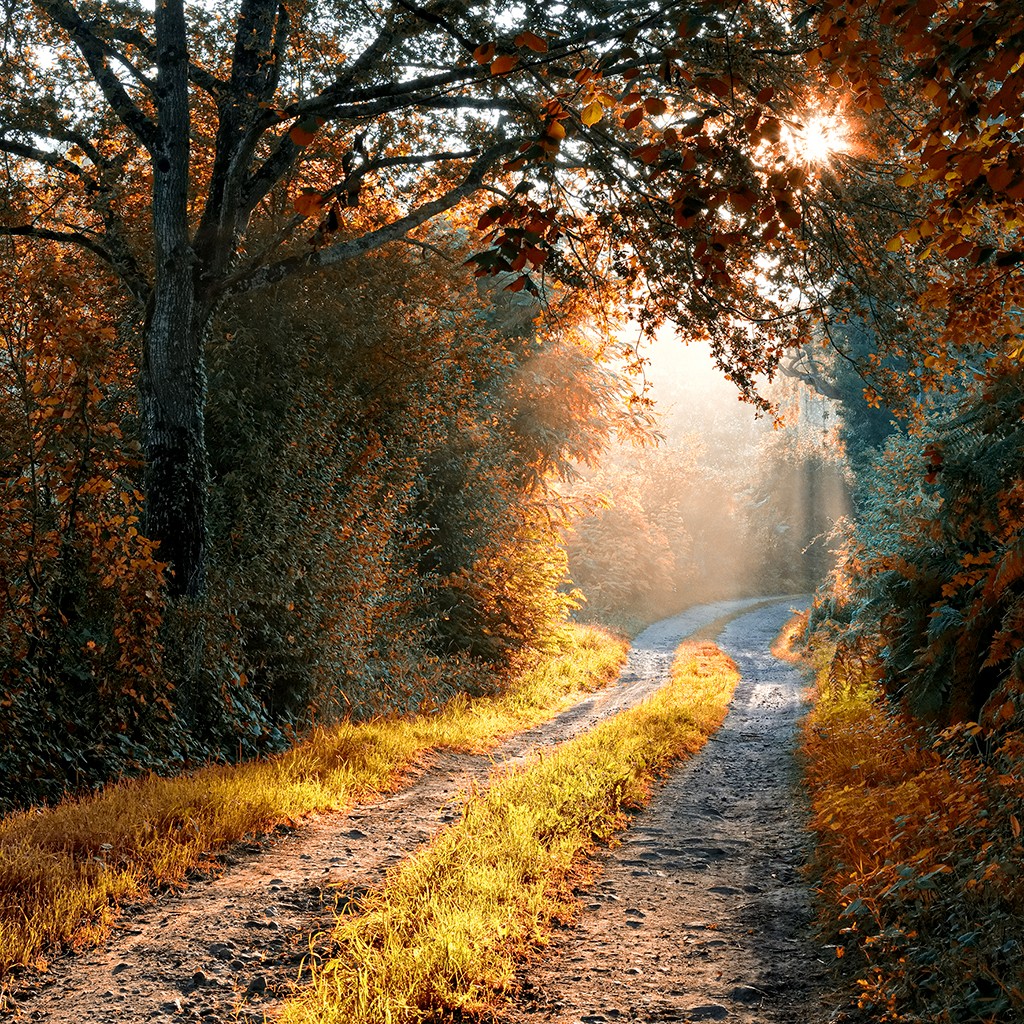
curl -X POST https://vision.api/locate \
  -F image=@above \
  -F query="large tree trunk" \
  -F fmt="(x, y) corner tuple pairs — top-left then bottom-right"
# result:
(141, 299), (209, 600)
(142, 0), (208, 601)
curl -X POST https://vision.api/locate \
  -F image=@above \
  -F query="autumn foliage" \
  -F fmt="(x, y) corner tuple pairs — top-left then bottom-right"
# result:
(803, 637), (1024, 1022)
(0, 231), (628, 809)
(0, 248), (168, 806)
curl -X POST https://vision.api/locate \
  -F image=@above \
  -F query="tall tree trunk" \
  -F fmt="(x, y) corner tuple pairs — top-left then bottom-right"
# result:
(143, 0), (208, 601)
(142, 300), (209, 600)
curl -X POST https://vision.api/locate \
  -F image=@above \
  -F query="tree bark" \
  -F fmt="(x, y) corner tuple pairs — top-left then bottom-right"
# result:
(142, 0), (208, 600)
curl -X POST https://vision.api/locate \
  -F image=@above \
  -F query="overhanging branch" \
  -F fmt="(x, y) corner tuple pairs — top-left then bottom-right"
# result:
(226, 142), (514, 296)
(36, 0), (159, 153)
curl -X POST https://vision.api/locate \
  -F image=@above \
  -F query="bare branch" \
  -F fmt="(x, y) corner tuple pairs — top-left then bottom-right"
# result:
(391, 0), (476, 53)
(107, 24), (225, 97)
(0, 133), (96, 184)
(35, 0), (158, 153)
(1, 223), (111, 266)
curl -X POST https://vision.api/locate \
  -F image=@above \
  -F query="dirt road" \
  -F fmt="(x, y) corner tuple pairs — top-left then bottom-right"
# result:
(4, 596), (823, 1024)
(504, 601), (829, 1024)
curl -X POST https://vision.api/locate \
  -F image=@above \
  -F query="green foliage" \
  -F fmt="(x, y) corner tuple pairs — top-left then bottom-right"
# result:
(811, 319), (902, 490)
(204, 247), (620, 723)
(809, 363), (1024, 726)
(0, 232), (632, 809)
(0, 248), (171, 810)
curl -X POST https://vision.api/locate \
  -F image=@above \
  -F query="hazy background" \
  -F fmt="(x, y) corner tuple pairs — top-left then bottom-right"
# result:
(565, 331), (850, 633)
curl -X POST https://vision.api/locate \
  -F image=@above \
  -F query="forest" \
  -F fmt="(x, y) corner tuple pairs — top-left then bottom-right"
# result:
(1, 0), (1023, 1021)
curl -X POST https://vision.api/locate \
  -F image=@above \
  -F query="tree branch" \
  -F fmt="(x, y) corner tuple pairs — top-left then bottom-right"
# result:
(226, 142), (513, 296)
(107, 24), (225, 97)
(36, 0), (159, 153)
(1, 223), (111, 267)
(0, 133), (96, 184)
(0, 224), (152, 304)
(391, 0), (477, 53)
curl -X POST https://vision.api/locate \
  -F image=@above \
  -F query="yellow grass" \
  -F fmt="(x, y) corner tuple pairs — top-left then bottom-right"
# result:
(280, 641), (740, 1024)
(0, 624), (627, 977)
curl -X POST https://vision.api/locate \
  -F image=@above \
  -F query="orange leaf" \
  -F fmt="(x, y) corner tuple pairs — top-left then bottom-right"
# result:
(289, 123), (317, 147)
(698, 76), (729, 98)
(491, 54), (519, 75)
(546, 120), (566, 140)
(759, 117), (781, 143)
(293, 190), (324, 217)
(644, 97), (669, 116)
(622, 107), (644, 130)
(1006, 177), (1024, 200)
(505, 275), (527, 292)
(632, 143), (664, 165)
(581, 101), (603, 126)
(777, 203), (801, 230)
(986, 164), (1013, 192)
(729, 189), (756, 214)
(514, 31), (548, 53)
(473, 42), (496, 64)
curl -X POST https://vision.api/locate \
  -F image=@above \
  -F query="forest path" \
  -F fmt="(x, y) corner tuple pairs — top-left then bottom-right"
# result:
(4, 596), (807, 1024)
(503, 601), (829, 1024)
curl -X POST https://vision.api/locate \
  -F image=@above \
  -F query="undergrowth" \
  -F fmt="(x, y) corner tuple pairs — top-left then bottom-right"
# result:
(0, 624), (626, 979)
(800, 618), (1024, 1022)
(279, 641), (740, 1024)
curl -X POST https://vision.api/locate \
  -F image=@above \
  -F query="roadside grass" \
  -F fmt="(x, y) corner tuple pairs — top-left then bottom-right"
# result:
(0, 624), (627, 978)
(279, 641), (741, 1024)
(800, 628), (1024, 1021)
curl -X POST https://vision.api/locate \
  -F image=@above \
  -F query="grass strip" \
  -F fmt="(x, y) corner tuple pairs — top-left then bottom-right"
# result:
(0, 624), (627, 978)
(280, 641), (740, 1024)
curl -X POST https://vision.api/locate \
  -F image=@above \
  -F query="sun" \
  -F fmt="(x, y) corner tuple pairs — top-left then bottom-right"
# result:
(782, 111), (850, 166)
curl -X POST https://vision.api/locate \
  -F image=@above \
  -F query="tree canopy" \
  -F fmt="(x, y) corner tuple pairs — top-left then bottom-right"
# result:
(3, 0), (1024, 799)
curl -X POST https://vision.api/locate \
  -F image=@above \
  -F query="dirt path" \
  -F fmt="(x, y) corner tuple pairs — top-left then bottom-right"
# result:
(503, 601), (829, 1024)
(2, 595), (811, 1024)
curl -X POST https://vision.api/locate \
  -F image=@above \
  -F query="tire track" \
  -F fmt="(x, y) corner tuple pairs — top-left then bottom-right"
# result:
(503, 601), (829, 1024)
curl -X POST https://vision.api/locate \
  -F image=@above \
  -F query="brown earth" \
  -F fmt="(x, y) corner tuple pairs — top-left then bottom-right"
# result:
(0, 596), (827, 1024)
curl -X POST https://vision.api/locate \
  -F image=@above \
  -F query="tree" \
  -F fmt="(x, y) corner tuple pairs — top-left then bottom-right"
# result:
(806, 0), (1024, 369)
(1, 0), (896, 601)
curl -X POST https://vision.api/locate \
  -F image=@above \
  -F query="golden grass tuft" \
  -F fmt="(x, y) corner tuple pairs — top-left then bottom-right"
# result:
(769, 609), (809, 663)
(279, 641), (741, 1024)
(0, 624), (627, 979)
